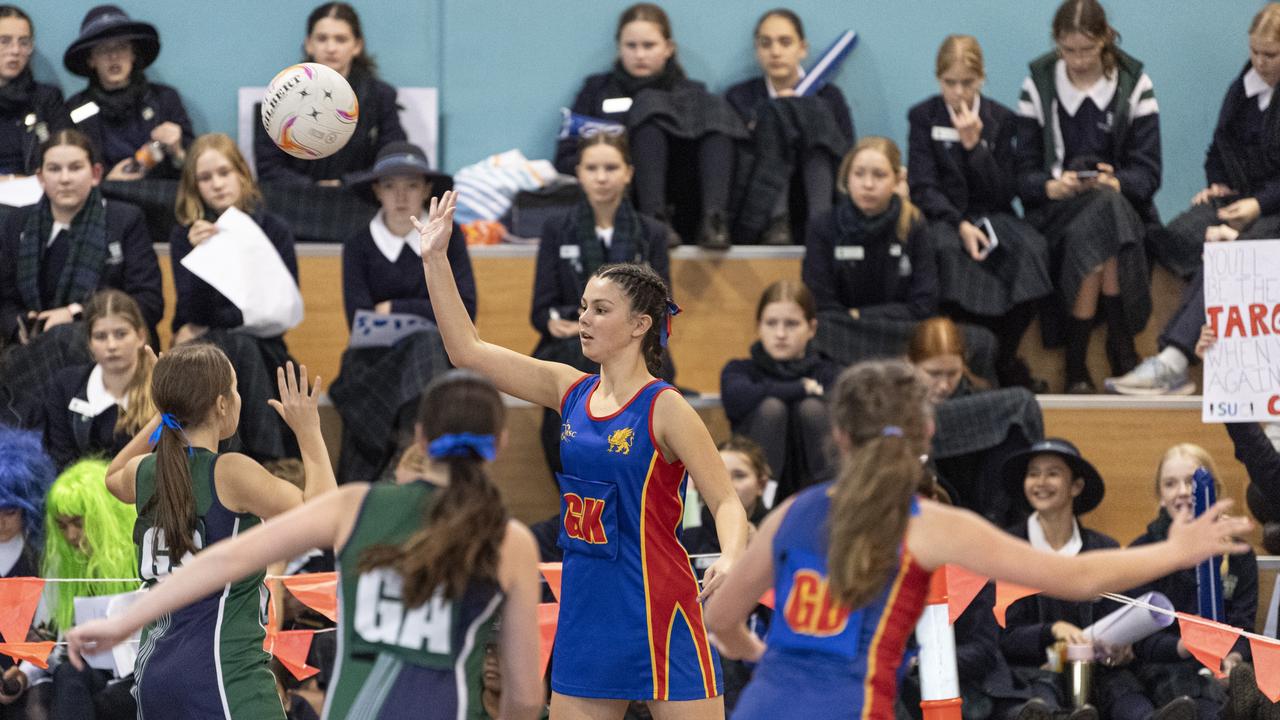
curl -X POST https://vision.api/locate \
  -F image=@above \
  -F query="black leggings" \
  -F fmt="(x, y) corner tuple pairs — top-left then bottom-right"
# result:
(631, 123), (733, 217)
(735, 395), (831, 502)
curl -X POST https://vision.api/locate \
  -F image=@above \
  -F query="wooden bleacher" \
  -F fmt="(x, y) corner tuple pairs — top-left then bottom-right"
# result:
(155, 245), (1260, 554)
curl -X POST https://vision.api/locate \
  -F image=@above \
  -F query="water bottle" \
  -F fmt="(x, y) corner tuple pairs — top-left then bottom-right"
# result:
(1066, 643), (1093, 708)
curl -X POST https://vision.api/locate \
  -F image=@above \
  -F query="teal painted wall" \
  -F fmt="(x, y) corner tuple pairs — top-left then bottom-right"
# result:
(25, 1), (1262, 218)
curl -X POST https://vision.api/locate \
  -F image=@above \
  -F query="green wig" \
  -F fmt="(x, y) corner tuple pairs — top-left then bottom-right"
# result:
(41, 459), (139, 633)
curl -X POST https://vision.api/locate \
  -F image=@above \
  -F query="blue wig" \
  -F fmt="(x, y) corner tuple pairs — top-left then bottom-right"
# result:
(0, 426), (56, 553)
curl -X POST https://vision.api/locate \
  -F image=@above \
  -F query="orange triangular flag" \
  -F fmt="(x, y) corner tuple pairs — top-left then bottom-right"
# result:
(0, 641), (56, 668)
(945, 566), (989, 624)
(758, 588), (776, 610)
(1177, 613), (1240, 677)
(282, 572), (338, 622)
(993, 581), (1041, 627)
(0, 578), (44, 643)
(537, 602), (559, 677)
(538, 563), (563, 603)
(1250, 637), (1280, 702)
(269, 629), (321, 681)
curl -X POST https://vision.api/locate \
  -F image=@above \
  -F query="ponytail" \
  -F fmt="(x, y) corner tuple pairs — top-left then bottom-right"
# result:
(148, 417), (199, 562)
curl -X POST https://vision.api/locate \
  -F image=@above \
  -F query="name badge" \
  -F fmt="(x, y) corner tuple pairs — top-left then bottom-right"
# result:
(68, 398), (97, 418)
(931, 126), (960, 143)
(888, 243), (903, 257)
(141, 106), (155, 121)
(602, 97), (633, 114)
(70, 102), (100, 124)
(559, 245), (581, 260)
(834, 245), (864, 261)
(107, 241), (123, 265)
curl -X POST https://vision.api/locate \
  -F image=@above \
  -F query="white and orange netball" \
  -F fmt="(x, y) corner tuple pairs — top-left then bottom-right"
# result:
(261, 62), (359, 159)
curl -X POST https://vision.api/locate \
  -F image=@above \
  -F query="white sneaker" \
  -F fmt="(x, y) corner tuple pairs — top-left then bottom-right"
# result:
(1104, 356), (1195, 395)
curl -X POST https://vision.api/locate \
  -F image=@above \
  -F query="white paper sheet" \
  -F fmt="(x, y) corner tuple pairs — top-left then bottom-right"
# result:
(1201, 239), (1280, 422)
(179, 207), (304, 338)
(349, 309), (434, 349)
(0, 176), (43, 207)
(73, 591), (144, 674)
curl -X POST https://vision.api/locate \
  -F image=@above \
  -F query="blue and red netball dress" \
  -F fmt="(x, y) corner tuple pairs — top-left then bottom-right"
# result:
(553, 375), (721, 701)
(733, 484), (931, 720)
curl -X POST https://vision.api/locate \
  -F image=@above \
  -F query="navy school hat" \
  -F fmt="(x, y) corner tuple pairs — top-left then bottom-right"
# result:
(1000, 437), (1105, 516)
(64, 5), (160, 78)
(347, 141), (454, 204)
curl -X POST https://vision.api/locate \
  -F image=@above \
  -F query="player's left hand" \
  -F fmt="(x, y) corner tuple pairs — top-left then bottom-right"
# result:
(699, 555), (733, 602)
(67, 618), (131, 670)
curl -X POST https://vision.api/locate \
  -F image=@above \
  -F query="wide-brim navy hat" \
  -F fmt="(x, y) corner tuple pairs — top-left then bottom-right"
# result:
(348, 141), (454, 204)
(1000, 437), (1105, 516)
(64, 5), (160, 77)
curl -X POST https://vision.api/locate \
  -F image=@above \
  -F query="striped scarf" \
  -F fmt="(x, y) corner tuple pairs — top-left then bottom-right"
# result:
(575, 196), (645, 282)
(17, 188), (109, 311)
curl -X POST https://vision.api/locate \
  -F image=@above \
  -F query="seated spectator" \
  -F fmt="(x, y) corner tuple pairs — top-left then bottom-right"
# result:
(909, 317), (1040, 524)
(721, 280), (837, 501)
(0, 5), (71, 177)
(1122, 444), (1257, 720)
(0, 426), (53, 580)
(1147, 3), (1280, 281)
(42, 289), (155, 471)
(532, 132), (669, 476)
(908, 35), (1051, 391)
(253, 2), (406, 187)
(726, 8), (854, 245)
(1015, 0), (1162, 393)
(330, 141), (473, 483)
(803, 136), (998, 380)
(0, 129), (160, 425)
(63, 5), (193, 182)
(169, 133), (298, 461)
(0, 458), (138, 718)
(554, 2), (744, 248)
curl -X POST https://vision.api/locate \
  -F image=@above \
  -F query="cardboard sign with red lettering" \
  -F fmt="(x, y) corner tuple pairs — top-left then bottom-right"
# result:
(1202, 239), (1280, 423)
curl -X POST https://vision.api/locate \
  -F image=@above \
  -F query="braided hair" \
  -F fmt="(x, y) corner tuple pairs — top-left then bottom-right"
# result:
(595, 263), (671, 376)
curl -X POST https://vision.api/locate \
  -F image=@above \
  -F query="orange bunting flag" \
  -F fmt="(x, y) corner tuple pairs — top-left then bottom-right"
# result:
(759, 589), (776, 610)
(944, 566), (989, 624)
(538, 602), (559, 677)
(0, 641), (56, 669)
(268, 630), (321, 681)
(1250, 638), (1280, 702)
(0, 578), (44, 643)
(1177, 614), (1240, 678)
(539, 563), (563, 603)
(993, 581), (1041, 627)
(282, 572), (338, 622)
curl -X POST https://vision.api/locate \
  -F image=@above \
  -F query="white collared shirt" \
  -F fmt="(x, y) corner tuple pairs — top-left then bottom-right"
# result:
(46, 222), (69, 248)
(596, 226), (614, 250)
(75, 364), (126, 418)
(369, 210), (422, 263)
(766, 66), (807, 99)
(1054, 59), (1118, 116)
(1027, 513), (1083, 556)
(1243, 66), (1275, 112)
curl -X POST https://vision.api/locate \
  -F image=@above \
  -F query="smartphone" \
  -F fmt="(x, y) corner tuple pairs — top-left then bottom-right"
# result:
(1075, 170), (1100, 180)
(976, 217), (999, 260)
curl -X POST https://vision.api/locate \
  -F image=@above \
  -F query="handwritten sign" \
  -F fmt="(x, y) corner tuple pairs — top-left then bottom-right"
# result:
(1202, 240), (1280, 422)
(349, 309), (435, 349)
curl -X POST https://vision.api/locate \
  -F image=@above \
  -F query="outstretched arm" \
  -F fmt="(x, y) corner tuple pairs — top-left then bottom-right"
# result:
(705, 498), (793, 660)
(908, 499), (1252, 600)
(416, 191), (583, 410)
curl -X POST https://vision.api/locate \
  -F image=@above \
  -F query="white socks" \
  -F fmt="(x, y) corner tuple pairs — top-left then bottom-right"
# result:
(1158, 346), (1189, 374)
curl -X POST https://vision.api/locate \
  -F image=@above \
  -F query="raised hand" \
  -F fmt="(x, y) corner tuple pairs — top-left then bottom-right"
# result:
(411, 189), (458, 257)
(953, 103), (983, 151)
(268, 361), (322, 438)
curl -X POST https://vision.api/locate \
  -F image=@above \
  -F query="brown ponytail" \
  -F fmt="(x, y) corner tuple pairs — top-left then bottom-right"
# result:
(359, 371), (508, 605)
(595, 263), (671, 376)
(146, 344), (234, 563)
(825, 360), (931, 608)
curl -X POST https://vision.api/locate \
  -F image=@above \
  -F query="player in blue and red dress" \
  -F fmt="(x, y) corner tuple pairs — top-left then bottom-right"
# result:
(418, 190), (749, 718)
(706, 359), (1254, 720)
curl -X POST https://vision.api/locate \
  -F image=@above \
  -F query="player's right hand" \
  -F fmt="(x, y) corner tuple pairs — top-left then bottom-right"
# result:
(412, 190), (457, 258)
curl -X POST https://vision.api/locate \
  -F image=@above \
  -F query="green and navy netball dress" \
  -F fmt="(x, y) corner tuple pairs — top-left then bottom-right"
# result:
(733, 485), (931, 720)
(553, 375), (721, 701)
(324, 480), (503, 720)
(133, 449), (280, 719)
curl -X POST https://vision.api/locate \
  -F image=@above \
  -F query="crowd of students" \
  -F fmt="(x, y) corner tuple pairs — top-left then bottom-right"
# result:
(0, 0), (1277, 718)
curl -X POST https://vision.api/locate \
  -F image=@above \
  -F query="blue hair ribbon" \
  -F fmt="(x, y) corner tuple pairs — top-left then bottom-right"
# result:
(659, 299), (682, 348)
(428, 433), (496, 461)
(881, 425), (904, 438)
(149, 413), (194, 456)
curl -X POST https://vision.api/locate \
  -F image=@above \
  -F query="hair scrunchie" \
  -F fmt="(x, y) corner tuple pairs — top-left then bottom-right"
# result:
(149, 413), (194, 456)
(428, 433), (496, 461)
(659, 299), (682, 348)
(881, 425), (904, 438)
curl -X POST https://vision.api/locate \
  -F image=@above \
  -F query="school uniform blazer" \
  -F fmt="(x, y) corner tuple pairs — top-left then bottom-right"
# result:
(801, 207), (938, 320)
(169, 210), (297, 333)
(254, 71), (406, 185)
(0, 200), (162, 342)
(341, 221), (475, 327)
(530, 207), (669, 336)
(1227, 422), (1280, 503)
(0, 78), (72, 175)
(1015, 49), (1162, 222)
(999, 522), (1120, 666)
(65, 82), (195, 176)
(719, 352), (841, 426)
(1128, 523), (1257, 661)
(723, 77), (855, 143)
(1204, 64), (1280, 215)
(42, 363), (129, 471)
(907, 95), (1018, 225)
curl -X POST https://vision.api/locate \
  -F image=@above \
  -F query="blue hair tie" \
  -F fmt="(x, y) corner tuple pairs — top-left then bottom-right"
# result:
(881, 425), (904, 438)
(428, 433), (496, 461)
(659, 299), (682, 348)
(149, 413), (194, 456)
